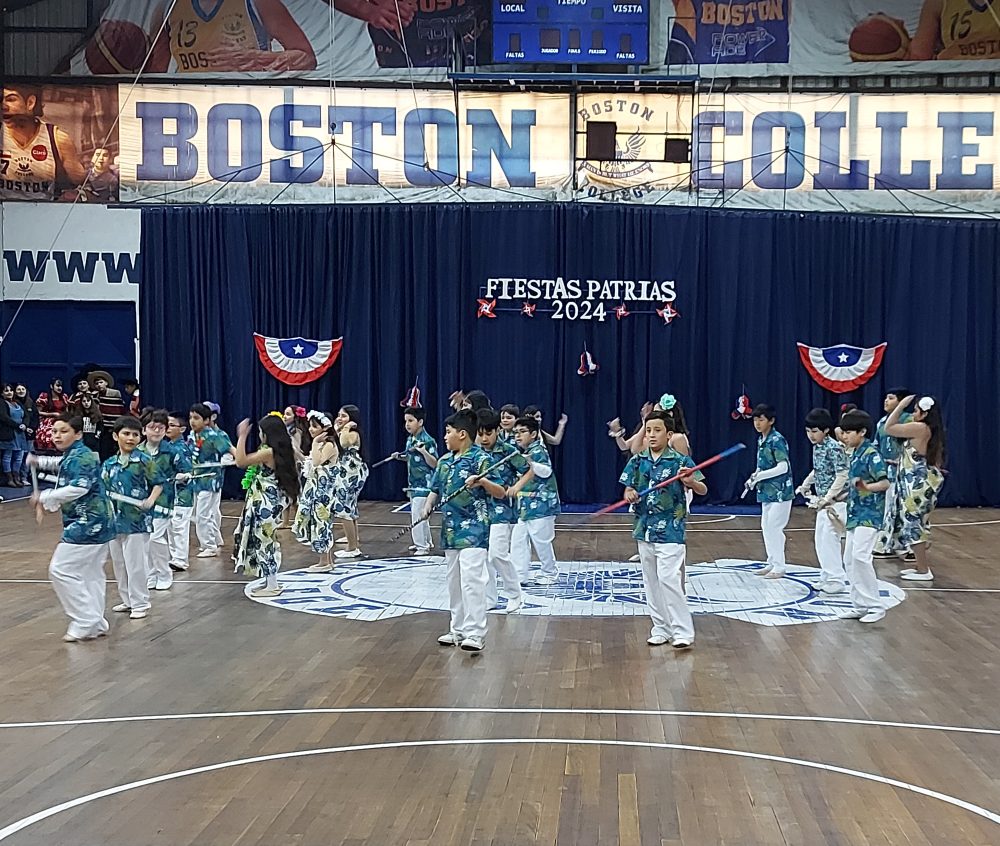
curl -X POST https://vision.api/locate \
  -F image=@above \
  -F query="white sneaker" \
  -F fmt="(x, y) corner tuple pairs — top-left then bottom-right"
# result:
(335, 537), (349, 545)
(901, 569), (934, 581)
(437, 631), (462, 646)
(112, 603), (131, 613)
(898, 567), (917, 575)
(146, 578), (157, 590)
(154, 578), (172, 591)
(672, 638), (693, 649)
(408, 545), (419, 551)
(334, 548), (362, 559)
(196, 547), (219, 558)
(647, 634), (670, 646)
(628, 553), (641, 563)
(756, 563), (775, 576)
(129, 609), (148, 620)
(532, 573), (557, 586)
(413, 548), (431, 556)
(839, 609), (866, 620)
(305, 562), (333, 573)
(169, 561), (189, 572)
(460, 636), (485, 652)
(249, 585), (283, 597)
(505, 597), (523, 615)
(860, 609), (886, 624)
(762, 569), (787, 579)
(819, 580), (846, 594)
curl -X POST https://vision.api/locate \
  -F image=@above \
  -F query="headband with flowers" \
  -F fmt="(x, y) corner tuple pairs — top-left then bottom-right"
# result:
(308, 410), (333, 428)
(917, 396), (935, 412)
(267, 410), (284, 420)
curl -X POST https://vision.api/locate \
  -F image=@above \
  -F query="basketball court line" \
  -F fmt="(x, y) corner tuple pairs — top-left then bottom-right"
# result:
(0, 736), (997, 841)
(3, 705), (1000, 736)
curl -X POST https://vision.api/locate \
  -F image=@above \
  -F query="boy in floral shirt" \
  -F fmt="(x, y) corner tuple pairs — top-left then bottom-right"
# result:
(620, 409), (706, 649)
(838, 409), (890, 624)
(421, 410), (492, 653)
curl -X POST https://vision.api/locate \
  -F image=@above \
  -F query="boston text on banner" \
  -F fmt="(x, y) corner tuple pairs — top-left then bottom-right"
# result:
(1, 204), (141, 303)
(119, 86), (571, 202)
(118, 85), (1000, 214)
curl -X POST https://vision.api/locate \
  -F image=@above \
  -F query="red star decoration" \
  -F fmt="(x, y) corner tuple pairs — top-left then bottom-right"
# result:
(656, 303), (680, 325)
(521, 302), (536, 317)
(477, 298), (497, 318)
(614, 304), (630, 320)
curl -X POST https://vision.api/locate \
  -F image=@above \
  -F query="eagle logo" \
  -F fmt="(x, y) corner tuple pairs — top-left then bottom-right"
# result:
(582, 127), (653, 182)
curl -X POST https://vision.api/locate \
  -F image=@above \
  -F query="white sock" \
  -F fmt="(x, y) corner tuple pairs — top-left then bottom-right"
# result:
(266, 573), (278, 589)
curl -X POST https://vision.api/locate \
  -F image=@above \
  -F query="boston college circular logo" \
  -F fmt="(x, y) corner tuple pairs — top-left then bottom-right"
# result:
(31, 144), (48, 162)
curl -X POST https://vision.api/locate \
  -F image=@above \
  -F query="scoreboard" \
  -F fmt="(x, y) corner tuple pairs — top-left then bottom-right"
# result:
(493, 0), (649, 65)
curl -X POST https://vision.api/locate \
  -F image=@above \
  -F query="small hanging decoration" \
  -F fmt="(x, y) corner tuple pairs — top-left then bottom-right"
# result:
(656, 303), (680, 325)
(400, 377), (422, 408)
(732, 387), (753, 420)
(577, 343), (599, 377)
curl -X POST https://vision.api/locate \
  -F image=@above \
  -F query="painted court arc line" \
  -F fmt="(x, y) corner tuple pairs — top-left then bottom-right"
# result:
(3, 706), (1000, 737)
(0, 737), (997, 841)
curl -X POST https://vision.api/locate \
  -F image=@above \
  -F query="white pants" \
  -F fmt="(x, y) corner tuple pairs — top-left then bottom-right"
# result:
(510, 521), (531, 580)
(511, 516), (558, 581)
(110, 533), (151, 612)
(148, 516), (172, 585)
(410, 495), (432, 552)
(761, 501), (792, 573)
(49, 542), (110, 639)
(845, 526), (881, 613)
(168, 505), (193, 569)
(444, 547), (489, 641)
(814, 502), (847, 581)
(637, 541), (694, 642)
(486, 522), (524, 608)
(195, 490), (223, 550)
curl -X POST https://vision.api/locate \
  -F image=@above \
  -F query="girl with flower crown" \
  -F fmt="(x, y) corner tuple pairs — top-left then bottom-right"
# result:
(881, 395), (947, 581)
(293, 411), (340, 572)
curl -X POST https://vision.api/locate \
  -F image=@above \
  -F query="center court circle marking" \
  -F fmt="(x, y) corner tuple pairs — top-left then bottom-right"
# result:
(242, 558), (905, 626)
(1, 736), (997, 840)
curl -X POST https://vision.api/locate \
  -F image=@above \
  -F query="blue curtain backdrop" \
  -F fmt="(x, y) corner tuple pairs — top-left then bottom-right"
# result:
(139, 204), (1000, 507)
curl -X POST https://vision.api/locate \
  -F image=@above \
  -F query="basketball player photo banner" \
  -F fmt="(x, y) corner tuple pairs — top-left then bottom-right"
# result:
(63, 0), (491, 81)
(253, 334), (343, 386)
(658, 0), (1000, 76)
(0, 84), (120, 204)
(797, 342), (887, 394)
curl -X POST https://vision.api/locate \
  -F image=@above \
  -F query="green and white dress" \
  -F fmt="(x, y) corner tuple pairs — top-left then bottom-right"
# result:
(233, 459), (289, 578)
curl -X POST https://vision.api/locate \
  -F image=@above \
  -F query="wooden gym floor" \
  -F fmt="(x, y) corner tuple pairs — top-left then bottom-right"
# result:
(1, 501), (999, 845)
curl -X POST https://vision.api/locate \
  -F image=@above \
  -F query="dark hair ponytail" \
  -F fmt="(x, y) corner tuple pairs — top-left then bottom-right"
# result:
(258, 415), (300, 500)
(918, 397), (946, 468)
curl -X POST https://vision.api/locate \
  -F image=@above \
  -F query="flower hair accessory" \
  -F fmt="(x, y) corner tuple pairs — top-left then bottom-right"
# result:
(658, 393), (677, 411)
(267, 410), (284, 420)
(308, 410), (332, 428)
(203, 401), (221, 415)
(917, 396), (935, 412)
(291, 405), (306, 418)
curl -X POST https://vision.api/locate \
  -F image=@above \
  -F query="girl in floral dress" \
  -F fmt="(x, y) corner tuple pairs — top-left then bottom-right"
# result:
(233, 414), (300, 597)
(294, 411), (340, 572)
(35, 378), (70, 452)
(333, 405), (369, 560)
(883, 395), (946, 582)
